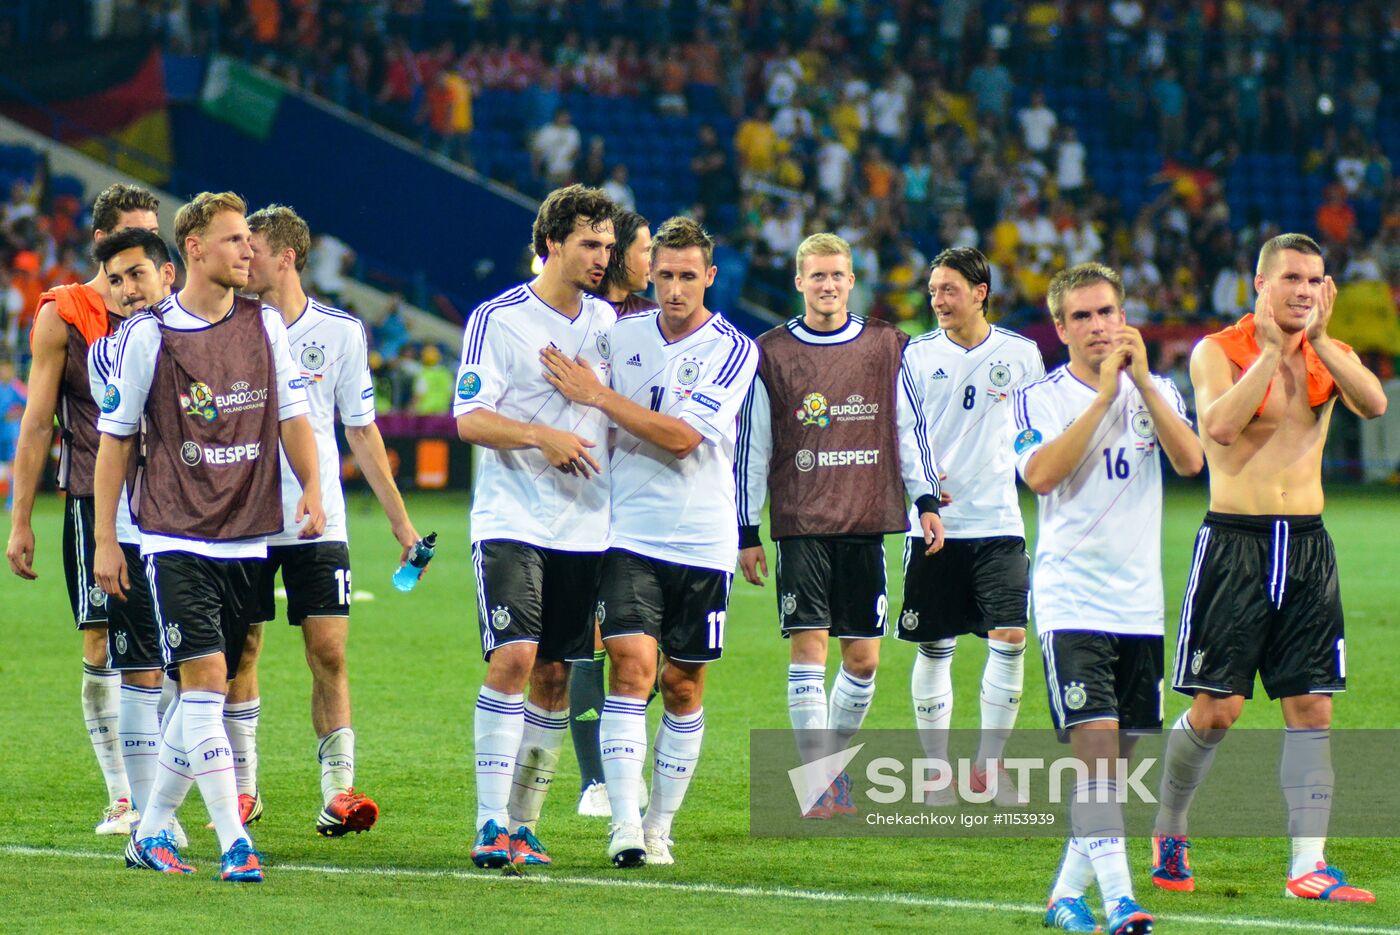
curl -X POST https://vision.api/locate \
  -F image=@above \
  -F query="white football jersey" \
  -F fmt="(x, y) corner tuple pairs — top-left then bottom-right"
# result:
(96, 294), (310, 559)
(1012, 365), (1189, 636)
(898, 326), (1044, 537)
(87, 334), (138, 545)
(454, 283), (617, 551)
(608, 309), (758, 572)
(268, 299), (375, 546)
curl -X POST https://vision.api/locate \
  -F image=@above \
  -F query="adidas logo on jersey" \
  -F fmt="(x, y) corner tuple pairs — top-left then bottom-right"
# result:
(626, 353), (643, 366)
(931, 368), (948, 379)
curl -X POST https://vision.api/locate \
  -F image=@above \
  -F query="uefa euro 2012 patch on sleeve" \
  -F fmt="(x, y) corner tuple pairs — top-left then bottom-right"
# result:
(457, 371), (481, 400)
(101, 384), (120, 413)
(1014, 428), (1042, 454)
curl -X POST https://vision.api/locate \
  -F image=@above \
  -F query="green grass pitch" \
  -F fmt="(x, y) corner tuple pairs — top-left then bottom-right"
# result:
(2, 485), (1398, 933)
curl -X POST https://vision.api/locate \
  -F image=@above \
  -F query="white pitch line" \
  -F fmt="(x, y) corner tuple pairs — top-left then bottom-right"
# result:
(3, 844), (1395, 934)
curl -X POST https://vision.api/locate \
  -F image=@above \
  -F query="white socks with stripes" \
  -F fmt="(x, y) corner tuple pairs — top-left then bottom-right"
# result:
(474, 687), (524, 829)
(977, 638), (1024, 765)
(507, 703), (568, 831)
(134, 697), (190, 841)
(828, 668), (875, 750)
(644, 708), (705, 838)
(1282, 727), (1333, 878)
(1050, 837), (1096, 902)
(83, 661), (129, 802)
(1070, 778), (1133, 913)
(600, 695), (650, 826)
(787, 663), (827, 764)
(1154, 711), (1223, 835)
(912, 640), (956, 764)
(117, 683), (161, 813)
(223, 698), (260, 797)
(318, 727), (356, 804)
(182, 691), (245, 852)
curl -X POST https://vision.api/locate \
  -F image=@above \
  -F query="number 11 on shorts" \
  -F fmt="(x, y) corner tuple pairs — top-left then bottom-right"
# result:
(707, 611), (726, 650)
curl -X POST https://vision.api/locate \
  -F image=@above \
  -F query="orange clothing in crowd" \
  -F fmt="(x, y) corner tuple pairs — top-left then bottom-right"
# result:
(250, 0), (281, 45)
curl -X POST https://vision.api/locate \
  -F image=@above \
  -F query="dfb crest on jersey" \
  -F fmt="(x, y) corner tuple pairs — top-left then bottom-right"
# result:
(989, 362), (1012, 387)
(1191, 649), (1204, 675)
(780, 593), (798, 617)
(114, 631), (128, 656)
(1064, 681), (1087, 710)
(795, 392), (830, 428)
(181, 441), (203, 466)
(794, 449), (816, 472)
(300, 344), (326, 370)
(180, 381), (218, 421)
(89, 585), (107, 608)
(490, 605), (512, 630)
(1131, 409), (1155, 438)
(165, 624), (183, 649)
(899, 609), (919, 631)
(594, 600), (606, 627)
(677, 360), (700, 386)
(595, 332), (611, 360)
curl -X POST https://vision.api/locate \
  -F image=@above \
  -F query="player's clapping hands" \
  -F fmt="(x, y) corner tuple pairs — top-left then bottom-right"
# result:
(1097, 339), (1132, 400)
(1253, 281), (1285, 353)
(1305, 275), (1336, 344)
(1112, 325), (1152, 389)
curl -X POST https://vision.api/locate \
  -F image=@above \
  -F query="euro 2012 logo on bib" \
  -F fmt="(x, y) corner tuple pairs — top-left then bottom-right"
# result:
(100, 384), (120, 413)
(457, 371), (481, 401)
(180, 381), (218, 421)
(795, 392), (830, 427)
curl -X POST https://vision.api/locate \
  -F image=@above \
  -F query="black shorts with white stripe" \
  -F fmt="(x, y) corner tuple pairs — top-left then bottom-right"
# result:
(471, 540), (602, 663)
(107, 544), (161, 670)
(144, 552), (260, 677)
(1039, 630), (1163, 739)
(596, 549), (732, 664)
(1172, 512), (1345, 701)
(896, 536), (1028, 642)
(63, 495), (109, 628)
(775, 535), (887, 639)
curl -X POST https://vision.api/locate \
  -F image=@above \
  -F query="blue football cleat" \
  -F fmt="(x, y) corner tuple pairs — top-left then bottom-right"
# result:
(126, 829), (195, 874)
(508, 825), (552, 866)
(1044, 895), (1101, 931)
(471, 819), (511, 869)
(1105, 896), (1153, 935)
(218, 836), (264, 883)
(830, 771), (857, 815)
(1150, 834), (1194, 891)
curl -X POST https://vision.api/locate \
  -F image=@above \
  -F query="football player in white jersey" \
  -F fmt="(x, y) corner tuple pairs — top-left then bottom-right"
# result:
(87, 227), (186, 847)
(896, 247), (1046, 805)
(541, 216), (758, 868)
(455, 185), (617, 869)
(221, 205), (419, 837)
(1012, 263), (1202, 934)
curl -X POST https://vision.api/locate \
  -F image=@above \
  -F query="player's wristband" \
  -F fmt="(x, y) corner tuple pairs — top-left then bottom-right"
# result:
(915, 494), (941, 517)
(739, 524), (762, 549)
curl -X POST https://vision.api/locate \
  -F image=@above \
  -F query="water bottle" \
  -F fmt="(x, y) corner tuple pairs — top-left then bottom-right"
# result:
(392, 532), (437, 592)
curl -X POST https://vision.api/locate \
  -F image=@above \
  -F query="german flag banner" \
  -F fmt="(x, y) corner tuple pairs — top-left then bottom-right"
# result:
(0, 42), (171, 184)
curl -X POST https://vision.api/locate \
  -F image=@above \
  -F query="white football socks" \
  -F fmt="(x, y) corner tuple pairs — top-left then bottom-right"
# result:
(223, 698), (260, 797)
(318, 727), (356, 804)
(976, 638), (1024, 765)
(828, 667), (875, 750)
(508, 703), (568, 831)
(644, 708), (704, 838)
(474, 687), (524, 829)
(117, 683), (161, 813)
(182, 691), (245, 852)
(134, 697), (190, 840)
(787, 663), (827, 764)
(1154, 711), (1223, 836)
(1050, 837), (1097, 902)
(912, 640), (956, 765)
(600, 695), (649, 827)
(83, 661), (129, 802)
(1071, 778), (1133, 912)
(1282, 727), (1333, 878)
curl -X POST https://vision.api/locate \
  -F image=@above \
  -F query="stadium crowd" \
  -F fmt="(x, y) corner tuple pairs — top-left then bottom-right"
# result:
(101, 0), (1400, 352)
